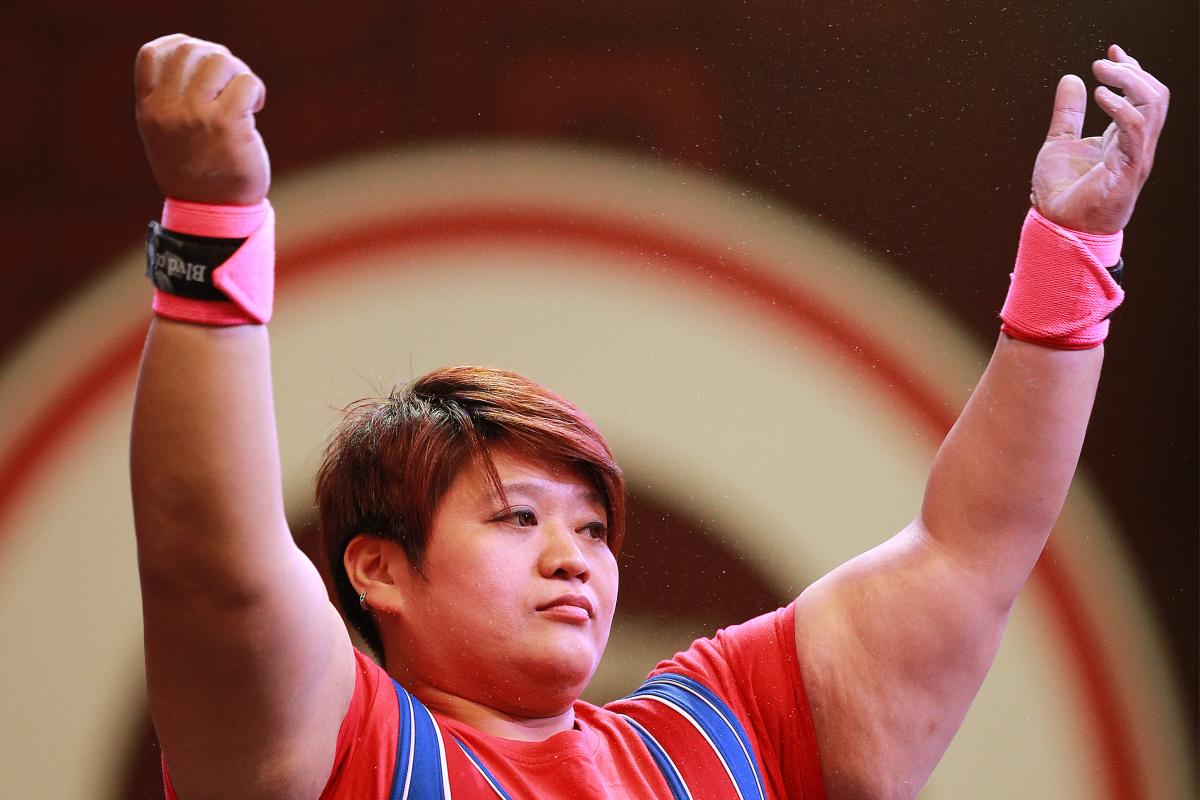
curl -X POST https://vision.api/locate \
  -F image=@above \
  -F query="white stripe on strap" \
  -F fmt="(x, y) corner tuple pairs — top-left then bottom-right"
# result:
(628, 693), (746, 800)
(648, 676), (764, 799)
(454, 741), (510, 800)
(400, 690), (416, 800)
(622, 714), (694, 800)
(420, 703), (453, 800)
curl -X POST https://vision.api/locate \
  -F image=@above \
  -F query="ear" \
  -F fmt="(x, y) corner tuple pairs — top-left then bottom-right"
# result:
(343, 534), (414, 616)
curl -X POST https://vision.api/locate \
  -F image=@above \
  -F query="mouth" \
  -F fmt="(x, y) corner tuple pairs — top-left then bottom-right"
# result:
(536, 593), (594, 621)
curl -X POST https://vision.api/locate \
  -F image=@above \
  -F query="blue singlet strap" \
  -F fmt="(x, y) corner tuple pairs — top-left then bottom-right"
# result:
(621, 714), (693, 800)
(389, 679), (451, 800)
(622, 673), (766, 800)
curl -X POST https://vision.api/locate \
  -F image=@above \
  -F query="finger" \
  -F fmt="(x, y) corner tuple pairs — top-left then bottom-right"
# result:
(217, 72), (267, 116)
(1107, 44), (1170, 102)
(191, 51), (253, 103)
(1108, 43), (1140, 69)
(158, 40), (230, 96)
(1045, 74), (1086, 140)
(1094, 85), (1146, 161)
(1092, 57), (1169, 146)
(134, 33), (191, 99)
(1092, 58), (1159, 110)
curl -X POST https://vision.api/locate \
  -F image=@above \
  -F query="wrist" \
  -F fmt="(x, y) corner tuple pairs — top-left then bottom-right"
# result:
(1029, 207), (1122, 267)
(162, 197), (269, 237)
(998, 207), (1125, 350)
(148, 199), (276, 326)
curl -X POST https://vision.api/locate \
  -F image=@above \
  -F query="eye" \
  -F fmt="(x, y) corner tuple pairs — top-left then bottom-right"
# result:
(581, 521), (609, 542)
(505, 508), (537, 527)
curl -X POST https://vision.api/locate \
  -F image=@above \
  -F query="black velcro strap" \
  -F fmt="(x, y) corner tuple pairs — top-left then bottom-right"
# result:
(1106, 257), (1124, 287)
(1103, 258), (1124, 321)
(145, 221), (247, 301)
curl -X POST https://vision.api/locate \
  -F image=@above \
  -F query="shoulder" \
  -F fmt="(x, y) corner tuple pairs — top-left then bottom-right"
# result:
(649, 603), (801, 703)
(605, 604), (825, 799)
(316, 648), (399, 800)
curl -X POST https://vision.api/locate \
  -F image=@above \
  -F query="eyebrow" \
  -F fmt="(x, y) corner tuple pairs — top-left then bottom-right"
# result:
(495, 480), (604, 509)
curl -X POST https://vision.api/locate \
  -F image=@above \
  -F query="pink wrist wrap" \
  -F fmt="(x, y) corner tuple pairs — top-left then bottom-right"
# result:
(152, 198), (275, 325)
(999, 207), (1123, 350)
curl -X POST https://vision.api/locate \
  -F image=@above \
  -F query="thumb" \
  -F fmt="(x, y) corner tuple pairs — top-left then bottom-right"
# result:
(1045, 74), (1087, 140)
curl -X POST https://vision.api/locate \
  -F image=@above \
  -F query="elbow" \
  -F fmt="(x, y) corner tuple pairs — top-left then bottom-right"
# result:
(908, 515), (1035, 621)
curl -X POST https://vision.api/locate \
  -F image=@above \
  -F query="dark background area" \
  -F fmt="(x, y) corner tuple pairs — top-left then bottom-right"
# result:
(4, 0), (1195, 783)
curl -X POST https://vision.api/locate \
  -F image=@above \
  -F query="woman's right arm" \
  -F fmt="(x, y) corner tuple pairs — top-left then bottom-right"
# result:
(130, 34), (356, 800)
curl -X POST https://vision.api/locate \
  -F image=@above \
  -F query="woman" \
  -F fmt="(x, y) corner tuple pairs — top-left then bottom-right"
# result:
(130, 33), (1168, 799)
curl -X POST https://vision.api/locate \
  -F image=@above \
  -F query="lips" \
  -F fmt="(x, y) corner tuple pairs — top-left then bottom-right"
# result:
(536, 593), (594, 619)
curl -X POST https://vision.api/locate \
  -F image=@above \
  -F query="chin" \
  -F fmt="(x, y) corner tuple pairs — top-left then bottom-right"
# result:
(507, 645), (598, 712)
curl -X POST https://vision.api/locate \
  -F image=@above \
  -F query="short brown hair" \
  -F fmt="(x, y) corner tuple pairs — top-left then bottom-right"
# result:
(315, 365), (625, 659)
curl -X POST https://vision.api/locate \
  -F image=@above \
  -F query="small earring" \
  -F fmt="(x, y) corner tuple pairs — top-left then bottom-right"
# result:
(358, 591), (369, 611)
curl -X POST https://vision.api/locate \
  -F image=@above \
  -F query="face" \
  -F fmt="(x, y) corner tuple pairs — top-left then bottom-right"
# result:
(381, 445), (619, 716)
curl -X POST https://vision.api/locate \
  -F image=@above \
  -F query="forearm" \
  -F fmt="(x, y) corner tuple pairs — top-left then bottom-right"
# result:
(131, 318), (291, 596)
(919, 333), (1103, 601)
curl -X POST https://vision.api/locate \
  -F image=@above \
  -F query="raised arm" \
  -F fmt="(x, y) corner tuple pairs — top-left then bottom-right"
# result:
(792, 46), (1169, 798)
(130, 34), (354, 800)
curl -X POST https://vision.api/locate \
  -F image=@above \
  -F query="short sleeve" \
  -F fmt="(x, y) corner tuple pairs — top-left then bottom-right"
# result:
(648, 602), (825, 799)
(318, 648), (398, 799)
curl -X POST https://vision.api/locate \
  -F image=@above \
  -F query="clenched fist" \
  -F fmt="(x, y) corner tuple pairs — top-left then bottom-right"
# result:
(135, 34), (270, 205)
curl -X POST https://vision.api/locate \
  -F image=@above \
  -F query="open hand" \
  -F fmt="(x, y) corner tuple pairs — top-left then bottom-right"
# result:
(1030, 45), (1169, 234)
(135, 34), (270, 205)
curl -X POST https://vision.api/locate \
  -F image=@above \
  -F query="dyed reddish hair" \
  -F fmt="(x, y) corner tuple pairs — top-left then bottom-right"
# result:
(315, 365), (625, 659)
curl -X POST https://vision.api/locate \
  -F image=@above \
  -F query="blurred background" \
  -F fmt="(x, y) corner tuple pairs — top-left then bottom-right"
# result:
(0, 2), (1195, 798)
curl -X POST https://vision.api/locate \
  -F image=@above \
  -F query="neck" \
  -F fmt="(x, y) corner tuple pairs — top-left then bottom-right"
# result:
(427, 689), (577, 741)
(397, 671), (579, 742)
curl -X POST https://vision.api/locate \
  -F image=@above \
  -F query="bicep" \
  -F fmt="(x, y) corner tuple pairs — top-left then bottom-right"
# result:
(793, 520), (1011, 799)
(143, 533), (356, 800)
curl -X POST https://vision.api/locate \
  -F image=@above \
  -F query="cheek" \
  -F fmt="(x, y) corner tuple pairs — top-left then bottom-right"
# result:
(428, 541), (528, 609)
(596, 556), (620, 618)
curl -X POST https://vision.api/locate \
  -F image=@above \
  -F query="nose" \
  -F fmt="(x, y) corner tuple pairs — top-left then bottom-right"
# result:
(537, 520), (590, 582)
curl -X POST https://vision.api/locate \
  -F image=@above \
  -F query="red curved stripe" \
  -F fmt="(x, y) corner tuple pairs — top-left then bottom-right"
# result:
(0, 207), (1141, 799)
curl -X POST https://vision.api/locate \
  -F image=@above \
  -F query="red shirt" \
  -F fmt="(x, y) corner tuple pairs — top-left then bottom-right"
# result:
(166, 603), (824, 798)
